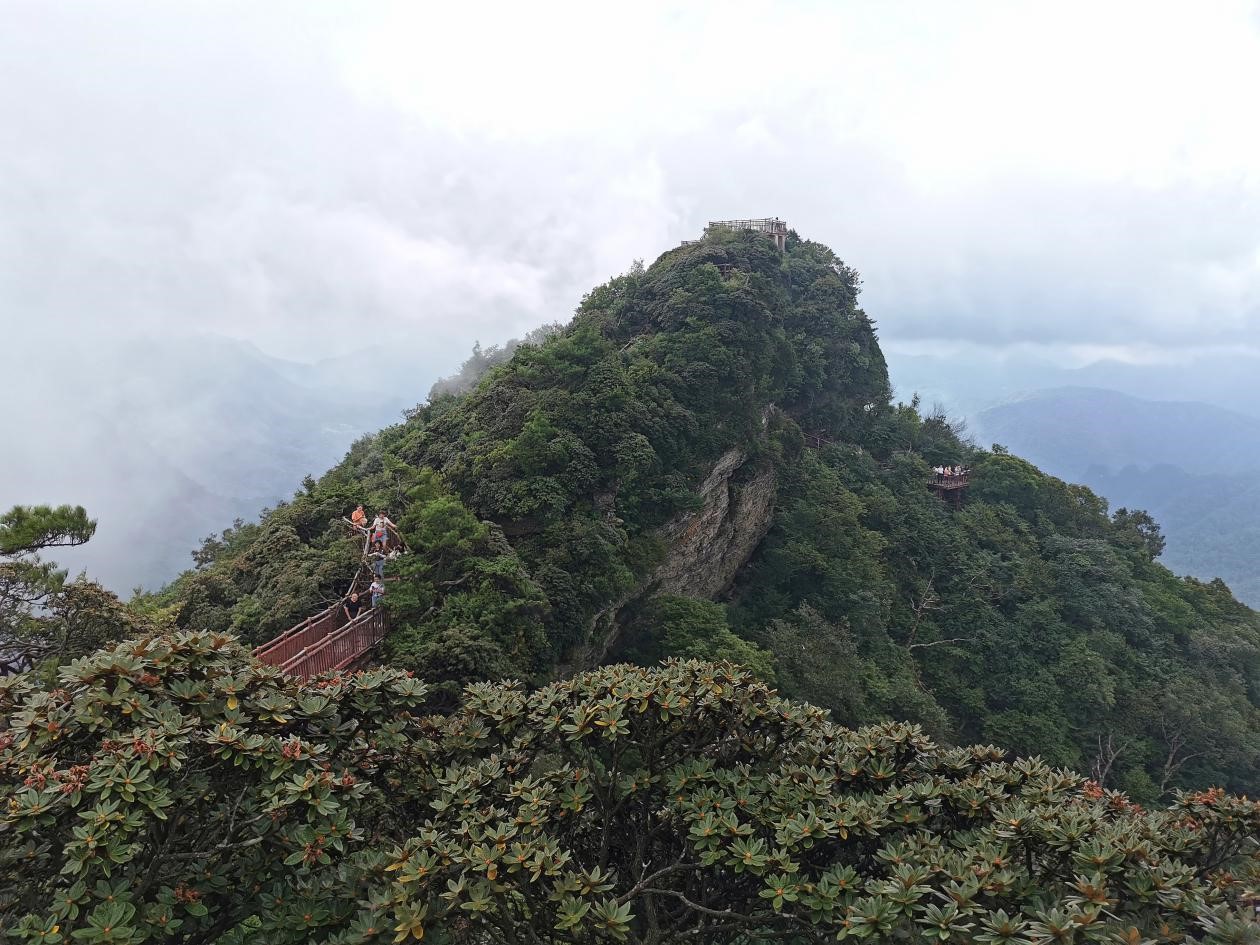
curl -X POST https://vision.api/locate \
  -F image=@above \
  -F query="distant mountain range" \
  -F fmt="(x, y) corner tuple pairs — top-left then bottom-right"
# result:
(886, 349), (1260, 420)
(3, 332), (438, 591)
(975, 387), (1260, 476)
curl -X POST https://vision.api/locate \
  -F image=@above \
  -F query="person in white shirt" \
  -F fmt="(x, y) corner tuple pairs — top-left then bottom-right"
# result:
(371, 512), (396, 552)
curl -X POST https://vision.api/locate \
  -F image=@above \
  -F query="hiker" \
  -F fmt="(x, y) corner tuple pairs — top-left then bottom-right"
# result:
(369, 578), (386, 608)
(350, 505), (366, 528)
(371, 511), (395, 552)
(343, 591), (364, 622)
(370, 551), (386, 579)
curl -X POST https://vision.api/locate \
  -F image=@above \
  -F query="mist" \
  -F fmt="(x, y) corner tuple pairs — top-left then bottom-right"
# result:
(5, 0), (1260, 589)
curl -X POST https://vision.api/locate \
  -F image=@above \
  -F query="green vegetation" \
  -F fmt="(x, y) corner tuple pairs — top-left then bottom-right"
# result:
(4, 640), (1258, 944)
(0, 631), (429, 944)
(729, 442), (1260, 797)
(1, 505), (163, 676)
(155, 229), (1260, 799)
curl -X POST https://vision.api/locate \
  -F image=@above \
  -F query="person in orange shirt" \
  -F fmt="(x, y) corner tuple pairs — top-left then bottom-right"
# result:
(350, 505), (366, 528)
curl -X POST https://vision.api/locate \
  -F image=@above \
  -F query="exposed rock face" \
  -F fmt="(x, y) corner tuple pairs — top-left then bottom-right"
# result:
(651, 447), (777, 599)
(573, 446), (777, 668)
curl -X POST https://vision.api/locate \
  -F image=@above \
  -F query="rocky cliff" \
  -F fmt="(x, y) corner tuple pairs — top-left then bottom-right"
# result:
(572, 445), (778, 668)
(652, 447), (777, 599)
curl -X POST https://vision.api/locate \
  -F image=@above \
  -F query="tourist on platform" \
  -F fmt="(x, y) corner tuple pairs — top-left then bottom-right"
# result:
(369, 578), (386, 608)
(350, 504), (366, 528)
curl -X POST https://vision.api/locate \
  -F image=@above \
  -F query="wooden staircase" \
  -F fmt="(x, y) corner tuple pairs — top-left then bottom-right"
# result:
(252, 522), (404, 678)
(252, 600), (387, 677)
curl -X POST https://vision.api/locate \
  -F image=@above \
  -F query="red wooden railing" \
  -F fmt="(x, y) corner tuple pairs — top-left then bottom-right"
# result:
(279, 606), (388, 676)
(929, 472), (970, 490)
(253, 601), (344, 668)
(254, 598), (388, 678)
(252, 520), (404, 678)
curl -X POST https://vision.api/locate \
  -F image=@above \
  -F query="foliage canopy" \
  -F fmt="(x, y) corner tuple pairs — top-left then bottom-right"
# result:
(2, 642), (1258, 943)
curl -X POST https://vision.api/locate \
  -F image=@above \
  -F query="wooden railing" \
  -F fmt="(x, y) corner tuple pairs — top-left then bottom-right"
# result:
(252, 602), (344, 668)
(253, 602), (387, 679)
(707, 218), (788, 236)
(252, 518), (403, 678)
(929, 473), (970, 490)
(279, 607), (387, 677)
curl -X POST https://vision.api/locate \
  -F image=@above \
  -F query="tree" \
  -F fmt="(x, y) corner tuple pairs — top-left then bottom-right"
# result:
(1, 505), (99, 673)
(383, 470), (550, 695)
(0, 630), (430, 943)
(1112, 507), (1167, 560)
(0, 504), (96, 556)
(751, 604), (870, 726)
(624, 596), (774, 680)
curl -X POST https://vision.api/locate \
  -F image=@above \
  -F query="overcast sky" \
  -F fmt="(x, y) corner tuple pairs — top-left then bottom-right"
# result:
(6, 0), (1260, 370)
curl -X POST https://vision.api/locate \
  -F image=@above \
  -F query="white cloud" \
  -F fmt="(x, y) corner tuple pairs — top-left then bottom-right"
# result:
(5, 0), (1260, 362)
(8, 0), (1260, 588)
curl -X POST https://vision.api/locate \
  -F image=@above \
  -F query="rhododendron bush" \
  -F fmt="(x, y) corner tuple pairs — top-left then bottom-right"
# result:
(2, 635), (1257, 943)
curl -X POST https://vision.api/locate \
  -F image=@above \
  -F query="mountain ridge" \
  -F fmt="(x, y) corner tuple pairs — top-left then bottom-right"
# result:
(160, 229), (1260, 798)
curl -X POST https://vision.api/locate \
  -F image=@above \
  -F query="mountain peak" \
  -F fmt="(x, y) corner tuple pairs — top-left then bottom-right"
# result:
(162, 232), (1260, 799)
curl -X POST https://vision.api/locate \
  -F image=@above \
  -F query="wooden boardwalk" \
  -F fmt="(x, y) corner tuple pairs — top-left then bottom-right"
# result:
(252, 523), (404, 678)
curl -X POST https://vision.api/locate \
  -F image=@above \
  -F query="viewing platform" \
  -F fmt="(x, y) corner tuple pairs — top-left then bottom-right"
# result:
(928, 470), (970, 507)
(682, 217), (789, 252)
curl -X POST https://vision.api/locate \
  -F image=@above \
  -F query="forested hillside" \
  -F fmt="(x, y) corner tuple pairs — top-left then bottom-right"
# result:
(162, 228), (1260, 800)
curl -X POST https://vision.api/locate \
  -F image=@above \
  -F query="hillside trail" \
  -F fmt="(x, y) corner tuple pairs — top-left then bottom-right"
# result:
(252, 519), (405, 677)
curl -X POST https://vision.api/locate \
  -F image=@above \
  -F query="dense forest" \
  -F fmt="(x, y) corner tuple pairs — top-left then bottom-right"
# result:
(147, 228), (1259, 800)
(4, 227), (1260, 942)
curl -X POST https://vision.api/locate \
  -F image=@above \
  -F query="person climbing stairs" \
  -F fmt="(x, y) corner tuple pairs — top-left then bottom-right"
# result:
(252, 506), (406, 677)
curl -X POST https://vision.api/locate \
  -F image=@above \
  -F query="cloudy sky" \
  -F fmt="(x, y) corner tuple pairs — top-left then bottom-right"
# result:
(6, 0), (1260, 370)
(8, 0), (1260, 593)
